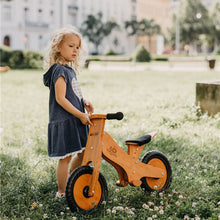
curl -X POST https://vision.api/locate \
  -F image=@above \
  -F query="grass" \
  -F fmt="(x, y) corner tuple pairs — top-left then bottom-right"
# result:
(1, 67), (220, 220)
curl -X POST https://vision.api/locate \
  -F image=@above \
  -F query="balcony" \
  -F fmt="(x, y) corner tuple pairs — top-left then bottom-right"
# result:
(25, 21), (49, 29)
(68, 5), (78, 15)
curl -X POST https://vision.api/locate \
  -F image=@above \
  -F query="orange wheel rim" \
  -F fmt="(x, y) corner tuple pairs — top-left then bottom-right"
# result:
(73, 174), (102, 210)
(146, 158), (167, 190)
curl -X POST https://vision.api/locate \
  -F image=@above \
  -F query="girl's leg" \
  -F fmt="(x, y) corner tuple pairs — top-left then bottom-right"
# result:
(56, 155), (72, 194)
(69, 151), (84, 173)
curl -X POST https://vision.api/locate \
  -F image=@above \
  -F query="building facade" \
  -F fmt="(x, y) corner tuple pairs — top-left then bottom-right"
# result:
(0, 0), (136, 54)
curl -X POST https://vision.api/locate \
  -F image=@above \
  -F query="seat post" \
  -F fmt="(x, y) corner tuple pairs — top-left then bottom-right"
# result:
(126, 142), (145, 161)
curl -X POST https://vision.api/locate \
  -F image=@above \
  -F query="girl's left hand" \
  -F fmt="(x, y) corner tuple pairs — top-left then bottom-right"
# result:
(84, 100), (94, 115)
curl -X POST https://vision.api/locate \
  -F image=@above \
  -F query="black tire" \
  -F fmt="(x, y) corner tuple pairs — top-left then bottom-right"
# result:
(66, 166), (108, 212)
(141, 150), (172, 192)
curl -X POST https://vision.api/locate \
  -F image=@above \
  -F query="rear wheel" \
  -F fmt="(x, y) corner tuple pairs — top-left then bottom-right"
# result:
(141, 151), (172, 192)
(66, 166), (108, 212)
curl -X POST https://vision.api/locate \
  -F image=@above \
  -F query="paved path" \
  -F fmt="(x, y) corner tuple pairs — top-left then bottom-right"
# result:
(88, 61), (220, 72)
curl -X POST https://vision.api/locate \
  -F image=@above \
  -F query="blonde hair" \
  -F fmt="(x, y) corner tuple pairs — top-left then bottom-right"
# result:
(44, 25), (88, 73)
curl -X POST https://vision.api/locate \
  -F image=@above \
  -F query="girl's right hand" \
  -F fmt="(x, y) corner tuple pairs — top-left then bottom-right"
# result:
(80, 113), (93, 126)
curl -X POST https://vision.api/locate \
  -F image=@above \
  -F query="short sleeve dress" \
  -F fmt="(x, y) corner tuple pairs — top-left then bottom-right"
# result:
(43, 64), (88, 159)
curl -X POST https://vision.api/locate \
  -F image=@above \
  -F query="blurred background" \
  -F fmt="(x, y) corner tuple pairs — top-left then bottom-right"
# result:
(0, 0), (220, 68)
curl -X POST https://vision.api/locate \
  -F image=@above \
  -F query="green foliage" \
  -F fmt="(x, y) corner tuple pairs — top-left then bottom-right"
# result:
(134, 45), (151, 62)
(0, 46), (43, 69)
(80, 12), (118, 54)
(105, 48), (117, 56)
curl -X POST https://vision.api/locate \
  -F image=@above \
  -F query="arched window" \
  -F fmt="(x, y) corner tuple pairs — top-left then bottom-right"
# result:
(3, 36), (10, 46)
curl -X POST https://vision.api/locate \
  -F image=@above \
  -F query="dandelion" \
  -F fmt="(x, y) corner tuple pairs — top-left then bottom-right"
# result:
(142, 203), (149, 209)
(159, 209), (164, 215)
(60, 212), (64, 215)
(30, 202), (37, 210)
(184, 215), (190, 220)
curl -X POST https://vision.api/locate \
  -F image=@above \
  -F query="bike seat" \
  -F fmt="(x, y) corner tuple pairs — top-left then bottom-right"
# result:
(125, 134), (151, 146)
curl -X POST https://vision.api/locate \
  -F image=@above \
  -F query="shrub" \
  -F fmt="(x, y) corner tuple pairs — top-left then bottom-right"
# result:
(0, 45), (13, 66)
(0, 46), (43, 69)
(105, 48), (117, 56)
(133, 45), (151, 62)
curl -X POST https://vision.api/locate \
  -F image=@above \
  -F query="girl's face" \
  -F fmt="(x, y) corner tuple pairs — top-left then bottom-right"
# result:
(57, 34), (80, 64)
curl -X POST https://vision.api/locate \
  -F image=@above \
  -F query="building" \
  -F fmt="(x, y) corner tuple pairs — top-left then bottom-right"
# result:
(136, 0), (171, 54)
(0, 0), (136, 54)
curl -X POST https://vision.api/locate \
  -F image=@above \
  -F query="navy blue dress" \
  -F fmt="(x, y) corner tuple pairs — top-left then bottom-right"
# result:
(43, 64), (88, 158)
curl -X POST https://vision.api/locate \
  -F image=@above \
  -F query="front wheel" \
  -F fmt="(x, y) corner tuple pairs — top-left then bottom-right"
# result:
(66, 166), (108, 212)
(141, 151), (172, 192)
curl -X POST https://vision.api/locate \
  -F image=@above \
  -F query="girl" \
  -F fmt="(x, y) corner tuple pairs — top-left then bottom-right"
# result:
(43, 25), (94, 198)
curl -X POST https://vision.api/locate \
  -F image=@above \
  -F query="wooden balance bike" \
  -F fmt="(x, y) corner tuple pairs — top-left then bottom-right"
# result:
(66, 112), (172, 212)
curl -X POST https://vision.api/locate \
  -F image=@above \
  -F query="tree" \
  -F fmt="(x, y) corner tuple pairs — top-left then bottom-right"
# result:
(80, 12), (118, 54)
(125, 18), (161, 52)
(209, 2), (220, 51)
(179, 0), (211, 45)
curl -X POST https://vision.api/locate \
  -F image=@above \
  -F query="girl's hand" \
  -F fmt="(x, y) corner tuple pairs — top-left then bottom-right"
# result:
(80, 113), (93, 126)
(84, 100), (94, 115)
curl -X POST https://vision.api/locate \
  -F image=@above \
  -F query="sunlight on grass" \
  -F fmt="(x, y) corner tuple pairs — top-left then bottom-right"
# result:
(1, 68), (220, 219)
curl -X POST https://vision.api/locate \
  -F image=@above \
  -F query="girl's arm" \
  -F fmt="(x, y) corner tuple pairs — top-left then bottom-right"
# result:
(55, 76), (92, 126)
(83, 99), (94, 115)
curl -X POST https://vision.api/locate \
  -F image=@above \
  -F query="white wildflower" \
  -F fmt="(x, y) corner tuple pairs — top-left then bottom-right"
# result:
(142, 203), (149, 209)
(106, 209), (111, 213)
(192, 202), (196, 207)
(184, 215), (190, 220)
(60, 212), (64, 216)
(179, 195), (183, 199)
(147, 218), (153, 220)
(43, 214), (48, 219)
(159, 209), (164, 215)
(195, 215), (200, 220)
(72, 217), (77, 220)
(175, 201), (180, 206)
(112, 209), (116, 214)
(152, 214), (157, 219)
(154, 206), (159, 211)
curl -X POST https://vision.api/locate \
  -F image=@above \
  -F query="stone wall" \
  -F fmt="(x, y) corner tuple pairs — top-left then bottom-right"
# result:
(196, 81), (220, 115)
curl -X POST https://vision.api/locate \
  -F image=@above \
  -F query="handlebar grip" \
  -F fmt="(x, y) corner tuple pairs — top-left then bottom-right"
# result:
(106, 112), (124, 120)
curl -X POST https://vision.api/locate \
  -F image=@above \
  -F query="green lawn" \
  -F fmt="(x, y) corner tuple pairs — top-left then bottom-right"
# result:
(1, 68), (220, 220)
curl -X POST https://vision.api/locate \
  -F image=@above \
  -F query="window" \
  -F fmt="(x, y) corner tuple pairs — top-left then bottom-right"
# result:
(3, 35), (10, 46)
(2, 5), (12, 21)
